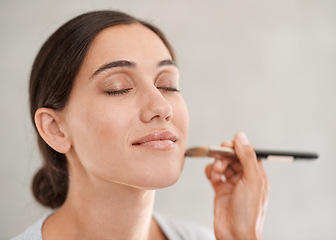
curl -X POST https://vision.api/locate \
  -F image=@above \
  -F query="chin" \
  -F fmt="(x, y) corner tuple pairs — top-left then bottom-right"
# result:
(148, 170), (182, 190)
(133, 156), (185, 190)
(121, 147), (185, 189)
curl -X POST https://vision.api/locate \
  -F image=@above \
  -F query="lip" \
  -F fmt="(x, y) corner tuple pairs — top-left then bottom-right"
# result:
(132, 130), (177, 149)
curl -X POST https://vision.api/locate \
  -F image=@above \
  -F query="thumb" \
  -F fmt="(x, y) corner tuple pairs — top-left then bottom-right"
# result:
(234, 132), (259, 181)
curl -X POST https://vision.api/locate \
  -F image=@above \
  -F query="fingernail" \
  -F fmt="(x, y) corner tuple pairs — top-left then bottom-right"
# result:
(212, 173), (222, 182)
(214, 159), (222, 170)
(237, 132), (249, 145)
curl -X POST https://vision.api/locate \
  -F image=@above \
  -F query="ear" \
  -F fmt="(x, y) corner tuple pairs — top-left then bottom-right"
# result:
(34, 108), (71, 154)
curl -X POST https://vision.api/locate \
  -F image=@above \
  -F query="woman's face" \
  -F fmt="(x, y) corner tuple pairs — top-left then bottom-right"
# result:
(62, 24), (189, 189)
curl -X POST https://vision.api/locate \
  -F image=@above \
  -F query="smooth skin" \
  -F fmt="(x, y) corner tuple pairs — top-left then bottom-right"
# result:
(34, 23), (268, 240)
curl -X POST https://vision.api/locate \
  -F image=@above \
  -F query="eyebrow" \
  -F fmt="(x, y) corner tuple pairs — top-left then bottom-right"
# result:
(158, 59), (177, 67)
(90, 59), (177, 79)
(90, 60), (136, 78)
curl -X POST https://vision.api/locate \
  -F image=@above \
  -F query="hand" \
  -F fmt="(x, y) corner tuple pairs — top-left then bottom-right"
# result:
(205, 132), (269, 240)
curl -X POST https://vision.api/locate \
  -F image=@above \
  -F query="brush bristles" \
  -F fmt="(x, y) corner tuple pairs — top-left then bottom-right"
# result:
(184, 146), (209, 157)
(185, 146), (236, 158)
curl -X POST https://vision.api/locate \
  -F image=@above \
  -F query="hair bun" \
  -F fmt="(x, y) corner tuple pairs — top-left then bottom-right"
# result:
(32, 166), (68, 209)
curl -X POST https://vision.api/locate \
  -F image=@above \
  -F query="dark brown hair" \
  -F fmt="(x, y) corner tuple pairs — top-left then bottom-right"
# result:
(30, 10), (176, 209)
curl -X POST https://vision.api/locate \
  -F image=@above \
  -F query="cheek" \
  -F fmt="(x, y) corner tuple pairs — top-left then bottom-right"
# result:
(66, 98), (136, 169)
(173, 97), (189, 139)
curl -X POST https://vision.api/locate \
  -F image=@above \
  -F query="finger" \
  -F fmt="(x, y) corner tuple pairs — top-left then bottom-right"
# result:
(253, 161), (269, 216)
(257, 160), (268, 180)
(228, 171), (243, 184)
(220, 140), (234, 148)
(205, 159), (231, 188)
(211, 159), (230, 183)
(205, 161), (223, 183)
(257, 161), (270, 201)
(213, 158), (231, 173)
(223, 166), (235, 180)
(205, 161), (222, 187)
(211, 159), (223, 182)
(231, 161), (242, 173)
(205, 163), (214, 180)
(256, 160), (270, 196)
(233, 132), (260, 181)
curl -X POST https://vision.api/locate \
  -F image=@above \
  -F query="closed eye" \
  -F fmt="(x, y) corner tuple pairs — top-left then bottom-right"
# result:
(106, 88), (132, 95)
(157, 87), (180, 93)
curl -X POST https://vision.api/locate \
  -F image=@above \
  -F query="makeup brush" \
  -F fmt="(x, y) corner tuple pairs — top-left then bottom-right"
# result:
(185, 146), (319, 161)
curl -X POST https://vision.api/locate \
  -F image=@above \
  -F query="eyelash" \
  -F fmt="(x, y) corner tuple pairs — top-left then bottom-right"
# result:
(106, 88), (132, 95)
(105, 87), (179, 95)
(157, 87), (180, 93)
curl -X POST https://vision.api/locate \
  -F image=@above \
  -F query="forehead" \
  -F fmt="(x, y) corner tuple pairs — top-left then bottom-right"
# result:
(85, 23), (172, 65)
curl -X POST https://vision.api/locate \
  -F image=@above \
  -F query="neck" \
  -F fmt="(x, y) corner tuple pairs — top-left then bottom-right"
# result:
(44, 170), (159, 240)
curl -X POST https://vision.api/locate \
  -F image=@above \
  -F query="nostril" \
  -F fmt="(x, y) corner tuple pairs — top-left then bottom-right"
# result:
(150, 114), (161, 121)
(165, 114), (172, 121)
(139, 91), (173, 123)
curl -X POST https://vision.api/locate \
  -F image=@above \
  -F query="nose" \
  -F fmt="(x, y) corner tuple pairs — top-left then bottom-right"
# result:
(140, 88), (173, 123)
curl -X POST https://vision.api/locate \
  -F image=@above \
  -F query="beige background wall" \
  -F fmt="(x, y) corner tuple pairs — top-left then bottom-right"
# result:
(1, 0), (335, 239)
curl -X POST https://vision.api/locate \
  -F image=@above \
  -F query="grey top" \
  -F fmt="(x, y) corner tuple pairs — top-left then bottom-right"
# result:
(12, 212), (215, 240)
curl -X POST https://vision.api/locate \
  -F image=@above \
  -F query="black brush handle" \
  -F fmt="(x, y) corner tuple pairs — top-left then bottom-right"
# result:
(255, 149), (319, 160)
